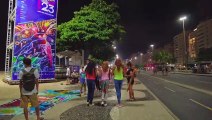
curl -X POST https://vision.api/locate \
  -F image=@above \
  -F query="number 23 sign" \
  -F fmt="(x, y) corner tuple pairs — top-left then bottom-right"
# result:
(41, 2), (54, 14)
(38, 0), (57, 16)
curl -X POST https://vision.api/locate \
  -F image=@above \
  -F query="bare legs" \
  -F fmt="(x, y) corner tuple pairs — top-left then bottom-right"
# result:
(23, 107), (29, 120)
(128, 84), (135, 100)
(80, 83), (86, 95)
(35, 106), (41, 120)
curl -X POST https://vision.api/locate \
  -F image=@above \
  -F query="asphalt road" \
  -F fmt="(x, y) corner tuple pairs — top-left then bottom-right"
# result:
(138, 72), (212, 120)
(162, 72), (212, 92)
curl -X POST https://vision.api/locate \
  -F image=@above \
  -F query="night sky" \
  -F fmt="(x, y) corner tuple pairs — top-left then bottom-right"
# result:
(0, 0), (212, 70)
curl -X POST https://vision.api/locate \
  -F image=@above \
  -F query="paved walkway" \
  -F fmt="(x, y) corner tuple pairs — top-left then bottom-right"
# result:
(0, 71), (176, 120)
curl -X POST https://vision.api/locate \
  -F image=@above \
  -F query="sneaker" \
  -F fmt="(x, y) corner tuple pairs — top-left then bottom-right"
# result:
(101, 101), (104, 106)
(116, 104), (123, 108)
(87, 102), (89, 106)
(104, 103), (107, 107)
(90, 103), (95, 106)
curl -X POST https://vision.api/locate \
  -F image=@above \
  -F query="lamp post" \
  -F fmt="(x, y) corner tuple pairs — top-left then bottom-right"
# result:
(179, 16), (187, 68)
(140, 53), (143, 65)
(150, 44), (154, 64)
(150, 44), (154, 51)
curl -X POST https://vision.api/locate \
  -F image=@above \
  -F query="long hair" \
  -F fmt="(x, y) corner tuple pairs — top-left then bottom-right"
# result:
(115, 59), (123, 71)
(86, 61), (96, 75)
(102, 61), (109, 72)
(127, 61), (132, 68)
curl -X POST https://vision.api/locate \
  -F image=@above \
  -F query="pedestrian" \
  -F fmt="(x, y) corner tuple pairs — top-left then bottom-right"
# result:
(19, 58), (42, 120)
(85, 60), (97, 106)
(126, 62), (135, 101)
(153, 65), (158, 75)
(95, 66), (101, 91)
(112, 59), (125, 108)
(165, 66), (169, 76)
(99, 61), (111, 107)
(79, 66), (86, 95)
(162, 65), (165, 76)
(66, 66), (71, 85)
(71, 70), (79, 84)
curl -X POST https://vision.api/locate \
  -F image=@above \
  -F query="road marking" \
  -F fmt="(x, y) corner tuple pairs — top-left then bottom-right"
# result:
(142, 73), (212, 96)
(164, 87), (176, 92)
(143, 82), (180, 120)
(196, 81), (212, 84)
(189, 99), (212, 111)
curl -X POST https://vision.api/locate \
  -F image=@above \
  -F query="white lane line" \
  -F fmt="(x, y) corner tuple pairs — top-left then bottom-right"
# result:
(143, 73), (212, 96)
(196, 81), (212, 84)
(164, 87), (176, 92)
(189, 99), (212, 111)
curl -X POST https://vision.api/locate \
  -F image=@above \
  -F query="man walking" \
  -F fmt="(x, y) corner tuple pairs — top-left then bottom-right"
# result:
(19, 58), (41, 120)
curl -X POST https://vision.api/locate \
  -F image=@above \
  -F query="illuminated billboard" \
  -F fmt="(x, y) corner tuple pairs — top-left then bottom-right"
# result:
(16, 0), (57, 24)
(12, 0), (58, 80)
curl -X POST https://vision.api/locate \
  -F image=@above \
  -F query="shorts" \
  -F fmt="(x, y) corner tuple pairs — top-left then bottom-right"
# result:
(20, 93), (39, 108)
(100, 80), (109, 91)
(127, 77), (134, 85)
(80, 78), (86, 84)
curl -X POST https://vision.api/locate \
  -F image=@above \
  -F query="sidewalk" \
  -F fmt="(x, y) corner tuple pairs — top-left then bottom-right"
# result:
(10, 80), (176, 120)
(110, 81), (176, 120)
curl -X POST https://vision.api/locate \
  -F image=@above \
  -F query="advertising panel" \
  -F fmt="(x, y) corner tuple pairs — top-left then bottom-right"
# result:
(12, 0), (58, 80)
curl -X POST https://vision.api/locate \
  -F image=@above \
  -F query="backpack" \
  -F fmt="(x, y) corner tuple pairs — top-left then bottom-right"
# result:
(21, 68), (36, 91)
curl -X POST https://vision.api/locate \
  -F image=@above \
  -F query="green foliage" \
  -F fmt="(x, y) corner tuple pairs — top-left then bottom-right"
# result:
(197, 48), (212, 61)
(153, 50), (173, 64)
(57, 0), (125, 61)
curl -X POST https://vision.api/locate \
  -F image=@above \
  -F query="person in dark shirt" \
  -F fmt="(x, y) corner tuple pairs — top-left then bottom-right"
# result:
(126, 62), (135, 101)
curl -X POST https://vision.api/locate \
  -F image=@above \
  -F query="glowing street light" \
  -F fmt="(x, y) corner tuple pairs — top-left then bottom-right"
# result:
(179, 16), (187, 21)
(116, 54), (119, 59)
(134, 57), (137, 60)
(150, 44), (154, 48)
(140, 53), (143, 56)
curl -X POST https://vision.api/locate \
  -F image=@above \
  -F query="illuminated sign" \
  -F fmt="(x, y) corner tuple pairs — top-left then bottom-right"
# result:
(16, 0), (57, 24)
(12, 0), (58, 80)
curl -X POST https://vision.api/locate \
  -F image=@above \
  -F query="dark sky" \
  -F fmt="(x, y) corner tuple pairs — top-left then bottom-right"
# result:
(0, 0), (212, 70)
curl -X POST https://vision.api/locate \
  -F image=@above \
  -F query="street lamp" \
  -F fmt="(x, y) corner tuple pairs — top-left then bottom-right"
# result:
(149, 45), (154, 64)
(179, 16), (187, 68)
(140, 53), (143, 65)
(150, 44), (154, 52)
(116, 54), (119, 59)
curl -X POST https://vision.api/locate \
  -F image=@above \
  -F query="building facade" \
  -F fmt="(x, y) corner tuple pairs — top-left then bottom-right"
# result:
(173, 32), (189, 66)
(196, 19), (212, 50)
(188, 19), (212, 63)
(188, 30), (197, 63)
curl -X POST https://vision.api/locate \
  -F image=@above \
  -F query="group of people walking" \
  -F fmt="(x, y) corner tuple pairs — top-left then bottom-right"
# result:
(80, 58), (136, 107)
(18, 57), (137, 120)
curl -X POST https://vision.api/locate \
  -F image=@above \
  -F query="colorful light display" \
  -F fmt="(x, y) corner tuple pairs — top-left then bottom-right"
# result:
(12, 0), (58, 80)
